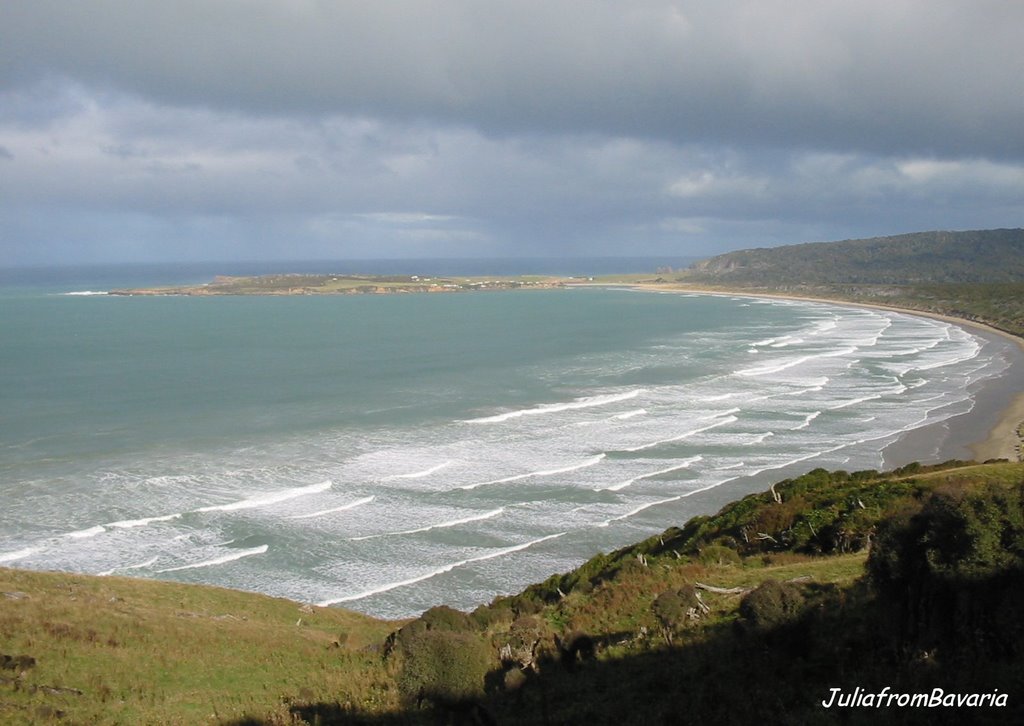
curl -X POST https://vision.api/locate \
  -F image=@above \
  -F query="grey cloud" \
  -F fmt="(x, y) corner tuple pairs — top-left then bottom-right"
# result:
(2, 3), (1023, 266)
(2, 2), (1023, 158)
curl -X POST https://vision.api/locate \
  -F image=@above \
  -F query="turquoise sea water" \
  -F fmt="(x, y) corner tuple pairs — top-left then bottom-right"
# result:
(0, 265), (1012, 617)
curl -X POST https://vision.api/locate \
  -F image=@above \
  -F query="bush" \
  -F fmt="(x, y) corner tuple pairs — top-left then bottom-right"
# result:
(397, 630), (493, 707)
(698, 544), (741, 566)
(388, 604), (475, 657)
(738, 579), (806, 630)
(418, 604), (472, 633)
(470, 602), (513, 630)
(867, 483), (1024, 658)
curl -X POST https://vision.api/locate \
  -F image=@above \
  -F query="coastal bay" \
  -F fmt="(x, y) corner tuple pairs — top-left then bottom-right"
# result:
(4, 274), (1020, 619)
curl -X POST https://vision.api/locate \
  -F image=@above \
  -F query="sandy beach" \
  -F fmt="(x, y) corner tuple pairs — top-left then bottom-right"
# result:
(622, 283), (1024, 468)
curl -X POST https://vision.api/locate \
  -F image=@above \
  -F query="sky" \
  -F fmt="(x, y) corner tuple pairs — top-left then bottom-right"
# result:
(2, 1), (1023, 266)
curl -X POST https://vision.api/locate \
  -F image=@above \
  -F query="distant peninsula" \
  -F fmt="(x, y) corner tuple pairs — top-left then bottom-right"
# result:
(109, 273), (573, 296)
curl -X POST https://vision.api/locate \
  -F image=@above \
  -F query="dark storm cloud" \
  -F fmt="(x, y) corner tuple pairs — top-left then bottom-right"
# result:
(1, 2), (1022, 265)
(3, 1), (1023, 158)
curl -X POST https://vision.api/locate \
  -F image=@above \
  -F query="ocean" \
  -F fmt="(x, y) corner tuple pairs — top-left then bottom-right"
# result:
(0, 262), (1012, 618)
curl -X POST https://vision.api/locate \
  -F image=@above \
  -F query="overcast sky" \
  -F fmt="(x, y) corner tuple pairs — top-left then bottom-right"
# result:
(2, 1), (1023, 266)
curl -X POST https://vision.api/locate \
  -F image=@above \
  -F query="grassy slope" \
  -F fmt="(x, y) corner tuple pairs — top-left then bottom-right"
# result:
(0, 571), (398, 724)
(4, 461), (1023, 724)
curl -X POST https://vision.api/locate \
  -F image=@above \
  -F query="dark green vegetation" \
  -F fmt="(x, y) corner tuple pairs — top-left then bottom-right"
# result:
(5, 461), (1024, 724)
(684, 229), (1024, 286)
(673, 228), (1024, 335)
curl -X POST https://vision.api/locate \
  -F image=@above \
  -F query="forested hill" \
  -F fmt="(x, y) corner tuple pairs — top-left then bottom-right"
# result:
(683, 228), (1024, 285)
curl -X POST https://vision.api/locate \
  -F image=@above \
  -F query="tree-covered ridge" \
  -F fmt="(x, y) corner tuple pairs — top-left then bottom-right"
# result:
(683, 228), (1024, 285)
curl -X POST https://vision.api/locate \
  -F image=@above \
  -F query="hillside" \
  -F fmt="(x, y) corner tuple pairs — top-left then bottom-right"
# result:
(4, 460), (1024, 724)
(659, 229), (1024, 336)
(683, 229), (1024, 286)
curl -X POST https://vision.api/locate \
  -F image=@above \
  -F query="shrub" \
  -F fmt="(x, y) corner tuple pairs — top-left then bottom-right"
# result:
(738, 579), (806, 630)
(698, 544), (741, 566)
(388, 604), (475, 657)
(652, 590), (684, 644)
(470, 602), (513, 630)
(418, 604), (472, 633)
(397, 630), (493, 707)
(867, 483), (1024, 658)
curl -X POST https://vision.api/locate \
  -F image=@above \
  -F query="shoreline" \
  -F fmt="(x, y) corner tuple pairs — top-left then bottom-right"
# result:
(612, 283), (1024, 467)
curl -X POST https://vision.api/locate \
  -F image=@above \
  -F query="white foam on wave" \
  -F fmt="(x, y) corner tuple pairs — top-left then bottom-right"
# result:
(62, 290), (109, 296)
(289, 495), (375, 520)
(829, 393), (884, 410)
(0, 546), (41, 563)
(460, 454), (606, 490)
(464, 390), (644, 424)
(597, 475), (742, 528)
(793, 411), (822, 430)
(853, 318), (892, 348)
(98, 556), (159, 576)
(746, 431), (775, 445)
(351, 508), (505, 541)
(157, 545), (269, 573)
(735, 346), (857, 377)
(912, 343), (981, 372)
(107, 513), (182, 529)
(196, 480), (332, 513)
(639, 447), (850, 515)
(622, 415), (737, 453)
(388, 462), (452, 480)
(612, 409), (647, 420)
(318, 532), (566, 606)
(65, 525), (106, 539)
(598, 456), (703, 492)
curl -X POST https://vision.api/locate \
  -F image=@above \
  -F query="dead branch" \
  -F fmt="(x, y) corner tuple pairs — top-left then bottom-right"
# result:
(694, 582), (750, 595)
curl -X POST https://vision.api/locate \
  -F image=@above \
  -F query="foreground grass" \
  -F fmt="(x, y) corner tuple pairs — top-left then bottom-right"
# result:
(0, 570), (398, 724)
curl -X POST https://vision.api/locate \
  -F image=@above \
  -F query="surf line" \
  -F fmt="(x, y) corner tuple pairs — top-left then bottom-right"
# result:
(597, 456), (704, 492)
(317, 532), (566, 606)
(349, 508), (504, 541)
(385, 461), (453, 480)
(156, 545), (269, 573)
(196, 480), (332, 512)
(97, 556), (160, 576)
(463, 390), (645, 424)
(0, 546), (42, 564)
(289, 495), (375, 520)
(621, 413), (738, 453)
(460, 454), (606, 490)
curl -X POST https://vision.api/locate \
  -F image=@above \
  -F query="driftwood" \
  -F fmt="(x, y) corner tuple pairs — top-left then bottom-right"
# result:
(695, 582), (749, 595)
